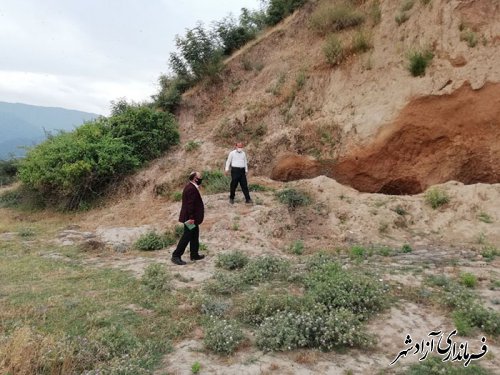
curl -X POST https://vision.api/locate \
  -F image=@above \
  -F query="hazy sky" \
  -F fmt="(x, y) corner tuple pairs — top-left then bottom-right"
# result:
(0, 0), (262, 115)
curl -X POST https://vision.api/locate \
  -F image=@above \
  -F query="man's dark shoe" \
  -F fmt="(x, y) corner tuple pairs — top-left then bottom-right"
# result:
(245, 199), (253, 204)
(171, 257), (186, 265)
(190, 254), (205, 261)
(229, 198), (234, 204)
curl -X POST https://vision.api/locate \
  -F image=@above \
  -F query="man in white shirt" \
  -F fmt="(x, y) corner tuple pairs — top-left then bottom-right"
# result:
(225, 142), (252, 204)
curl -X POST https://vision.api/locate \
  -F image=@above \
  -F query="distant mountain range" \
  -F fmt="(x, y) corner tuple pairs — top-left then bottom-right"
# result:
(0, 101), (100, 159)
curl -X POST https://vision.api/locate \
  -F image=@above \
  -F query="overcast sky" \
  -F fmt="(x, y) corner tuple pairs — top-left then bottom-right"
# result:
(0, 0), (262, 115)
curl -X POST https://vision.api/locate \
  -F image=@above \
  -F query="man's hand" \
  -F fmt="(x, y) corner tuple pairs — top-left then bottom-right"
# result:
(224, 170), (229, 176)
(187, 219), (195, 225)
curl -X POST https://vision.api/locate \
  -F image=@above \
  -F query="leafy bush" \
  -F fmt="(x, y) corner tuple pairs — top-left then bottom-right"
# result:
(408, 49), (434, 76)
(352, 31), (372, 53)
(202, 169), (231, 194)
(401, 244), (413, 253)
(350, 245), (366, 260)
(171, 191), (182, 202)
(478, 212), (493, 223)
(141, 263), (172, 292)
(256, 306), (372, 352)
(323, 35), (346, 66)
(276, 188), (311, 208)
(405, 355), (493, 375)
(424, 187), (449, 208)
(185, 140), (201, 152)
(289, 240), (304, 255)
(152, 75), (185, 113)
(460, 30), (478, 48)
(203, 318), (244, 355)
(200, 296), (232, 317)
(460, 272), (477, 288)
(369, 1), (382, 24)
(204, 272), (248, 295)
(216, 251), (249, 270)
(237, 290), (306, 325)
(481, 245), (499, 262)
(134, 231), (175, 251)
(304, 262), (386, 320)
(0, 158), (19, 186)
(266, 0), (306, 26)
(214, 15), (257, 56)
(310, 3), (364, 34)
(242, 256), (291, 284)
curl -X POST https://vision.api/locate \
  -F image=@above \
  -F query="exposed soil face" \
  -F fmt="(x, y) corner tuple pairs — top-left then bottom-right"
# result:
(272, 82), (500, 194)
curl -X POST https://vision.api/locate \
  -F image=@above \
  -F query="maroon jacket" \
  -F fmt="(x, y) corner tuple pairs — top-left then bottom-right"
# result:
(178, 182), (204, 225)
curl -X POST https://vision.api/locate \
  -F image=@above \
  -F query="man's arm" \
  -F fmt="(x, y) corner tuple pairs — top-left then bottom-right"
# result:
(186, 186), (196, 222)
(244, 152), (248, 173)
(225, 151), (233, 175)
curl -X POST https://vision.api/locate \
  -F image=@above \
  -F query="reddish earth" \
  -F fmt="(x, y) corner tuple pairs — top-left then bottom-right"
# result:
(271, 82), (500, 194)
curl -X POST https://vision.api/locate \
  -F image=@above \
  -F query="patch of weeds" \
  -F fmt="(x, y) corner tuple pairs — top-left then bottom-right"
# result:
(200, 296), (232, 318)
(310, 3), (364, 34)
(369, 1), (381, 25)
(141, 263), (171, 292)
(350, 245), (367, 260)
(191, 361), (202, 374)
(276, 188), (311, 209)
(478, 212), (493, 223)
(424, 187), (449, 209)
(452, 310), (475, 336)
(249, 183), (268, 192)
(203, 318), (244, 355)
(490, 280), (500, 290)
(408, 49), (434, 76)
(242, 256), (291, 284)
(401, 0), (415, 12)
(18, 227), (36, 238)
(289, 240), (304, 255)
(426, 274), (452, 288)
(134, 230), (175, 251)
(174, 224), (184, 238)
(204, 272), (247, 295)
(378, 222), (389, 234)
(351, 30), (372, 53)
(215, 251), (249, 270)
(481, 245), (499, 262)
(306, 252), (337, 271)
(237, 290), (306, 325)
(323, 35), (345, 66)
(184, 140), (201, 152)
(199, 242), (208, 252)
(231, 221), (240, 231)
(241, 55), (253, 71)
(256, 305), (373, 352)
(404, 355), (493, 374)
(476, 232), (486, 244)
(460, 272), (477, 288)
(173, 272), (192, 283)
(295, 70), (307, 90)
(395, 12), (410, 25)
(304, 262), (387, 320)
(401, 244), (413, 253)
(420, 0), (431, 5)
(376, 246), (393, 256)
(267, 72), (286, 96)
(202, 170), (231, 194)
(170, 191), (182, 202)
(460, 29), (478, 48)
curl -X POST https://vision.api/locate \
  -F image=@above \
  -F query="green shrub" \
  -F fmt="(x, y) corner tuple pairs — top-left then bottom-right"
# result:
(191, 361), (202, 374)
(204, 272), (248, 295)
(420, 0), (431, 5)
(310, 3), (364, 34)
(203, 318), (244, 355)
(152, 75), (184, 113)
(216, 251), (249, 270)
(215, 15), (257, 56)
(323, 35), (345, 66)
(460, 272), (477, 288)
(256, 306), (372, 352)
(276, 188), (311, 208)
(18, 227), (35, 238)
(289, 240), (304, 255)
(481, 245), (499, 262)
(351, 31), (372, 53)
(202, 169), (231, 194)
(395, 12), (409, 25)
(0, 158), (19, 186)
(350, 245), (366, 260)
(460, 30), (478, 48)
(141, 263), (171, 292)
(408, 49), (434, 76)
(185, 140), (201, 152)
(401, 0), (415, 12)
(200, 296), (232, 317)
(242, 256), (290, 284)
(266, 0), (306, 26)
(306, 252), (337, 271)
(424, 187), (449, 208)
(134, 231), (175, 251)
(237, 290), (306, 325)
(401, 244), (413, 253)
(478, 212), (493, 223)
(248, 183), (268, 191)
(171, 191), (182, 202)
(369, 1), (381, 25)
(304, 262), (386, 320)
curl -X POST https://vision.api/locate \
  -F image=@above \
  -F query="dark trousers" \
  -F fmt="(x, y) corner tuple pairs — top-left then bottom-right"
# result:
(230, 167), (251, 201)
(172, 224), (199, 259)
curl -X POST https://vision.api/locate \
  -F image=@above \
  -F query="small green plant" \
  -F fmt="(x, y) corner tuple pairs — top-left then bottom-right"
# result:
(460, 30), (478, 47)
(18, 227), (36, 238)
(200, 296), (232, 317)
(424, 187), (449, 209)
(401, 0), (415, 12)
(405, 355), (493, 374)
(350, 245), (366, 260)
(276, 188), (311, 208)
(478, 212), (493, 223)
(203, 318), (244, 355)
(205, 272), (247, 295)
(393, 205), (408, 216)
(141, 263), (171, 292)
(289, 240), (304, 255)
(378, 222), (389, 234)
(351, 31), (372, 53)
(216, 251), (249, 270)
(395, 12), (409, 25)
(401, 244), (413, 253)
(203, 169), (231, 194)
(185, 140), (201, 152)
(242, 256), (290, 284)
(310, 3), (364, 34)
(249, 183), (268, 192)
(171, 191), (182, 202)
(295, 70), (307, 90)
(481, 245), (499, 262)
(191, 361), (202, 374)
(369, 1), (381, 25)
(323, 35), (345, 66)
(460, 272), (477, 288)
(134, 230), (175, 251)
(408, 49), (434, 76)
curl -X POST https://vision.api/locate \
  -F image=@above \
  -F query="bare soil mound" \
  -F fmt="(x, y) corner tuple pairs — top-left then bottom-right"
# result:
(272, 82), (500, 194)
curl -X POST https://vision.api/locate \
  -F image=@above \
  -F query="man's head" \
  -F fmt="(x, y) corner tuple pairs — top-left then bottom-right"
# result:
(189, 171), (203, 185)
(235, 142), (244, 152)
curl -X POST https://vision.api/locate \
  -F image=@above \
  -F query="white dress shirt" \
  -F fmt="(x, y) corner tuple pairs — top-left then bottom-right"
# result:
(225, 150), (248, 172)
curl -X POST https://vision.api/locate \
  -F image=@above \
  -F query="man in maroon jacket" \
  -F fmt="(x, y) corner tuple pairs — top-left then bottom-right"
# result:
(172, 171), (205, 265)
